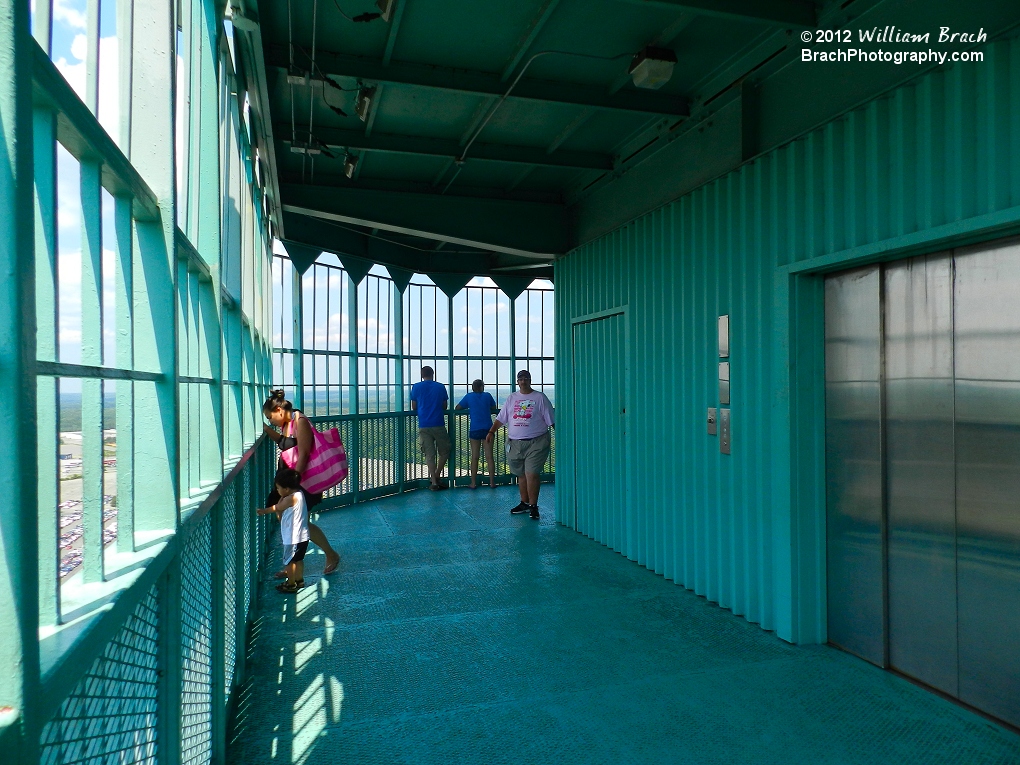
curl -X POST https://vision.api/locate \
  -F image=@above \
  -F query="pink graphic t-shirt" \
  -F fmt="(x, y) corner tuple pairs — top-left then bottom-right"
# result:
(497, 390), (555, 440)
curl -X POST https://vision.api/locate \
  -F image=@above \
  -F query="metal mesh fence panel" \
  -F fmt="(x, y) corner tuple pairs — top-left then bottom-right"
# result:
(39, 585), (160, 765)
(359, 415), (398, 491)
(404, 413), (430, 481)
(242, 475), (252, 620)
(222, 489), (238, 695)
(180, 516), (213, 765)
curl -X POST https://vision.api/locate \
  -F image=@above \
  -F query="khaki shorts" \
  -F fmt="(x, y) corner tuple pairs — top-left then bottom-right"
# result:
(419, 426), (452, 462)
(507, 431), (551, 476)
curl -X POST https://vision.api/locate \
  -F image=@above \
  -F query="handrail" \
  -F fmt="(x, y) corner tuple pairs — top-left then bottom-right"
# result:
(299, 409), (555, 508)
(37, 435), (277, 763)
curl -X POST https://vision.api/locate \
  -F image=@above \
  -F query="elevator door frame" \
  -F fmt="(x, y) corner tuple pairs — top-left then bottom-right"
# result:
(819, 236), (1020, 731)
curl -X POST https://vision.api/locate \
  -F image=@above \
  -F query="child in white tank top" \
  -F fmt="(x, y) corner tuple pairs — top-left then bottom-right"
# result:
(258, 467), (310, 593)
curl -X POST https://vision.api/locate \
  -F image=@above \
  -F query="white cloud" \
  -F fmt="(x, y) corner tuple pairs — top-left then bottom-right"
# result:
(483, 301), (508, 316)
(70, 33), (87, 62)
(53, 0), (87, 30)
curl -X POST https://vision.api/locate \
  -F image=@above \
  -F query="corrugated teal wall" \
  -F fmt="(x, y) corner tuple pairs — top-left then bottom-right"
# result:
(555, 33), (1020, 644)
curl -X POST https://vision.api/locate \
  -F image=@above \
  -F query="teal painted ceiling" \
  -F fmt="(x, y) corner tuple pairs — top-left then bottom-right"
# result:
(231, 0), (1019, 277)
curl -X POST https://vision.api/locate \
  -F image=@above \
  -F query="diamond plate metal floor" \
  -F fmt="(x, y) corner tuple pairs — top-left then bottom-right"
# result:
(228, 486), (1020, 765)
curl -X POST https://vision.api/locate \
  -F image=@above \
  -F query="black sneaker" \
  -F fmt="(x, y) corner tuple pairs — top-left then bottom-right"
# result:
(529, 505), (540, 520)
(510, 502), (529, 514)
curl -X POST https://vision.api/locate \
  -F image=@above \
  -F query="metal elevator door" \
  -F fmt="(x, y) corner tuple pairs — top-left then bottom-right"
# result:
(825, 237), (1020, 729)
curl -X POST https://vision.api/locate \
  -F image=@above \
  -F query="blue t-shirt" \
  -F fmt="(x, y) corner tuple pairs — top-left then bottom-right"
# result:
(410, 380), (448, 428)
(458, 391), (497, 432)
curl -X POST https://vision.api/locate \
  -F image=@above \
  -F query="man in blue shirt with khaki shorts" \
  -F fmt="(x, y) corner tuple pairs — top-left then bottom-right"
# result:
(410, 366), (451, 490)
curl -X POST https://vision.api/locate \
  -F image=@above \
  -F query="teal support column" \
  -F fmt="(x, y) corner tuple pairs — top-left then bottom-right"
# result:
(157, 559), (183, 765)
(446, 294), (455, 484)
(509, 298), (517, 389)
(293, 266), (303, 409)
(80, 158), (105, 582)
(114, 196), (135, 552)
(394, 283), (405, 493)
(34, 106), (59, 624)
(210, 498), (226, 764)
(348, 274), (360, 502)
(130, 1), (181, 758)
(231, 478), (247, 686)
(0, 0), (41, 760)
(130, 0), (179, 532)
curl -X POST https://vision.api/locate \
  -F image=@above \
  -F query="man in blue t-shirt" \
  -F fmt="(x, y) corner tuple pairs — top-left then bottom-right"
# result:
(455, 379), (499, 489)
(410, 366), (450, 490)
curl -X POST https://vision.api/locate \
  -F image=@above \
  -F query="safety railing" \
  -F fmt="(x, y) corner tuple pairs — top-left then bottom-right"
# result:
(32, 410), (552, 764)
(37, 435), (276, 765)
(309, 410), (555, 508)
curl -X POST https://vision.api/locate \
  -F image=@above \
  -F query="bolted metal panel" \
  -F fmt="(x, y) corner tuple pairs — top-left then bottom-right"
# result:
(555, 35), (1020, 643)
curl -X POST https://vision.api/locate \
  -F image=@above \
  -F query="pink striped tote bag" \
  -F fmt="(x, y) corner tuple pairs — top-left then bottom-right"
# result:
(280, 425), (349, 493)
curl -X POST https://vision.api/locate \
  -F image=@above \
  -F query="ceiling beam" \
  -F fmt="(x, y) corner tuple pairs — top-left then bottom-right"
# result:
(280, 183), (569, 258)
(280, 123), (614, 170)
(618, 0), (817, 28)
(381, 0), (406, 65)
(266, 47), (690, 117)
(500, 0), (562, 82)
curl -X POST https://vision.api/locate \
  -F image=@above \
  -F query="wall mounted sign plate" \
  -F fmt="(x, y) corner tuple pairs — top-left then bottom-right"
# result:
(707, 407), (717, 435)
(718, 315), (729, 358)
(719, 361), (730, 405)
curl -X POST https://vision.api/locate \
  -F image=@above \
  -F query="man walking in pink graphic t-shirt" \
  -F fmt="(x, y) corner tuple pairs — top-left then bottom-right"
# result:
(486, 369), (554, 520)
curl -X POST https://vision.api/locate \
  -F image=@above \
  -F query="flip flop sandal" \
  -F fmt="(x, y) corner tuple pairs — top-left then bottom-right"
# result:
(323, 557), (340, 575)
(275, 579), (304, 594)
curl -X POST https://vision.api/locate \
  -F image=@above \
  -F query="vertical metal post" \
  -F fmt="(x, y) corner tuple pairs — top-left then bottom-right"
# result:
(197, 0), (223, 490)
(131, 0), (180, 535)
(157, 559), (182, 765)
(210, 496), (226, 764)
(292, 266), (303, 410)
(118, 0), (134, 156)
(32, 0), (51, 51)
(114, 197), (135, 553)
(34, 106), (59, 625)
(231, 478), (246, 684)
(446, 293), (455, 485)
(0, 0), (41, 757)
(81, 159), (105, 583)
(348, 273), (360, 502)
(85, 0), (100, 113)
(394, 283), (404, 493)
(509, 297), (517, 390)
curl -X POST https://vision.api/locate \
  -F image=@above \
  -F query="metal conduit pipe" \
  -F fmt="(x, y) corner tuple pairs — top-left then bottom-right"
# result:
(443, 49), (633, 193)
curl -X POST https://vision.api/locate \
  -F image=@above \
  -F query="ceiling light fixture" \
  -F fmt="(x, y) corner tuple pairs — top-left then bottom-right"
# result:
(376, 0), (396, 22)
(344, 153), (359, 178)
(355, 86), (377, 122)
(629, 46), (677, 90)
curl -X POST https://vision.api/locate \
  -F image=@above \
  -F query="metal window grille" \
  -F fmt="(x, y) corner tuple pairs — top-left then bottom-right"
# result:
(270, 262), (556, 503)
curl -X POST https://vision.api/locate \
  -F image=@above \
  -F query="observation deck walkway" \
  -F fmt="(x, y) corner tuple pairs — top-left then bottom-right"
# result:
(227, 486), (1020, 765)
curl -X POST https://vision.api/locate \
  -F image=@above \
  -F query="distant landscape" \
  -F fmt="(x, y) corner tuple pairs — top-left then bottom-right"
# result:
(57, 385), (555, 430)
(58, 392), (118, 433)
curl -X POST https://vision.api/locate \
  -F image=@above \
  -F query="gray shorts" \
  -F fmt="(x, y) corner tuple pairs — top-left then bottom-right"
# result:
(419, 426), (452, 462)
(507, 431), (551, 476)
